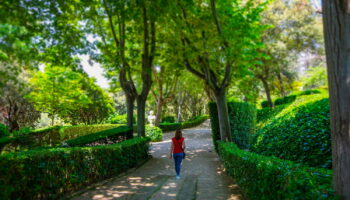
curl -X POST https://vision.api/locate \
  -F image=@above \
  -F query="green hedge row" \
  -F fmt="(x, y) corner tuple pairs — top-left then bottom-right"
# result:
(218, 142), (336, 200)
(208, 101), (256, 150)
(158, 115), (209, 132)
(252, 94), (331, 168)
(65, 126), (133, 147)
(0, 124), (123, 154)
(0, 137), (151, 199)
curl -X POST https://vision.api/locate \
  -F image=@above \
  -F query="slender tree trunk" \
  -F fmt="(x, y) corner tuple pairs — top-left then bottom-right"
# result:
(214, 90), (232, 142)
(137, 96), (147, 137)
(261, 79), (273, 107)
(322, 1), (350, 198)
(126, 94), (135, 128)
(277, 73), (286, 97)
(154, 98), (163, 126)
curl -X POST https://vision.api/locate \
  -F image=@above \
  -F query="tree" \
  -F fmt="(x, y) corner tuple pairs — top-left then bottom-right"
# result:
(252, 0), (323, 107)
(0, 63), (40, 132)
(322, 1), (350, 198)
(28, 65), (89, 126)
(170, 0), (266, 141)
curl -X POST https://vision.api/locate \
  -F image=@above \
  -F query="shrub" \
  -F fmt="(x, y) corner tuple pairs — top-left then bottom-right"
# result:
(65, 126), (133, 147)
(261, 100), (270, 108)
(161, 116), (175, 123)
(158, 115), (208, 132)
(209, 101), (256, 150)
(274, 95), (297, 106)
(252, 94), (331, 168)
(0, 137), (150, 199)
(145, 125), (163, 142)
(218, 142), (336, 200)
(11, 127), (33, 137)
(0, 124), (9, 138)
(109, 114), (127, 124)
(256, 104), (288, 129)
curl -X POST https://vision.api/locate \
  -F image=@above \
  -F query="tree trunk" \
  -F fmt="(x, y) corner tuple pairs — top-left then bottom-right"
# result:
(277, 73), (286, 97)
(137, 96), (147, 137)
(322, 1), (350, 198)
(261, 79), (273, 107)
(154, 98), (163, 126)
(125, 94), (135, 128)
(214, 90), (232, 142)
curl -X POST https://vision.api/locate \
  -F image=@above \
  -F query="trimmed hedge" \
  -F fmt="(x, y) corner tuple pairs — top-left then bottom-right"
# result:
(161, 116), (175, 123)
(218, 142), (336, 200)
(252, 94), (331, 168)
(0, 137), (151, 199)
(145, 125), (163, 142)
(208, 101), (256, 150)
(158, 115), (208, 132)
(65, 126), (133, 147)
(0, 124), (123, 154)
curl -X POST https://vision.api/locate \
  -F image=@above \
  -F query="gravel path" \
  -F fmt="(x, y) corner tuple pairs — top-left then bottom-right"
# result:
(70, 121), (244, 200)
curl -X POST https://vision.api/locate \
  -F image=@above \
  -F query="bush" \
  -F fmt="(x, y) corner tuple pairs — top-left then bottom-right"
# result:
(208, 101), (256, 150)
(274, 95), (297, 106)
(109, 114), (127, 124)
(145, 125), (163, 142)
(108, 114), (136, 124)
(252, 94), (331, 168)
(65, 126), (133, 147)
(261, 100), (270, 108)
(0, 137), (150, 199)
(158, 115), (208, 132)
(161, 116), (175, 123)
(11, 127), (33, 137)
(0, 124), (9, 138)
(256, 104), (288, 128)
(218, 142), (336, 200)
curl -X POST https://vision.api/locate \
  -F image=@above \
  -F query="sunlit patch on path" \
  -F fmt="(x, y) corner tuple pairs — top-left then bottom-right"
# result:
(70, 121), (244, 200)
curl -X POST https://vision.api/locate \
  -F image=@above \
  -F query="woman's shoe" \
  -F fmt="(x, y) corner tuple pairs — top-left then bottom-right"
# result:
(176, 176), (180, 180)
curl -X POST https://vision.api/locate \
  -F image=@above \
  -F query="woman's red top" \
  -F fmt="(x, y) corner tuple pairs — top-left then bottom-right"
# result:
(172, 137), (185, 154)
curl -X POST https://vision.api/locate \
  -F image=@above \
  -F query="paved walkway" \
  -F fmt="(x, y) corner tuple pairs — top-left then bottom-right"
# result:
(71, 121), (243, 200)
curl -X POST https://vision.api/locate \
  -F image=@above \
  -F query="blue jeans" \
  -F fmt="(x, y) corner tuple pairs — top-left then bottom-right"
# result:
(173, 152), (184, 176)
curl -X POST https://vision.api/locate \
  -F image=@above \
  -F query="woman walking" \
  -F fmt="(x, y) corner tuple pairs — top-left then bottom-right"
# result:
(169, 129), (186, 179)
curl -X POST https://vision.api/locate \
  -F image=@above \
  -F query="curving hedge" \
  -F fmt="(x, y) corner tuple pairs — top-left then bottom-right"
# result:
(252, 94), (331, 168)
(218, 142), (335, 200)
(0, 137), (151, 200)
(158, 115), (209, 132)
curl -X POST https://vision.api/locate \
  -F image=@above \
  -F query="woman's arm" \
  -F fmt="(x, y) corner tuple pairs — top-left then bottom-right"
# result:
(182, 140), (186, 151)
(169, 142), (174, 159)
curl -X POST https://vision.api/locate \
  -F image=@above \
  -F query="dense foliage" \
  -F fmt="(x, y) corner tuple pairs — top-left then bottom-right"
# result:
(209, 102), (256, 150)
(65, 126), (133, 147)
(252, 94), (331, 168)
(0, 137), (150, 199)
(218, 142), (335, 200)
(161, 116), (175, 123)
(145, 125), (163, 142)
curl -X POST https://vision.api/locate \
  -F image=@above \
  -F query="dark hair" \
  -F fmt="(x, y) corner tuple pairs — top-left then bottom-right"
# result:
(175, 129), (182, 140)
